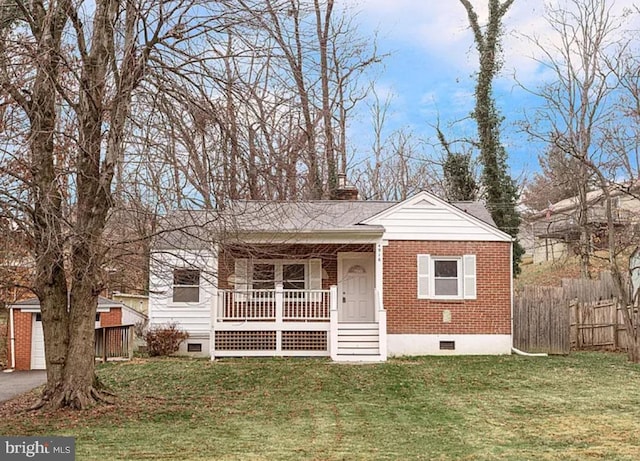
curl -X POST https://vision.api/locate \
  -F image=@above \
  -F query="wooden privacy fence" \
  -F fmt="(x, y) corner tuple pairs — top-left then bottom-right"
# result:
(514, 274), (637, 354)
(514, 286), (570, 354)
(571, 299), (638, 350)
(95, 324), (135, 362)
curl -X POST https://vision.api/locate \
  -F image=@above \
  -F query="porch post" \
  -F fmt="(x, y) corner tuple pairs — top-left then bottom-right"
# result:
(375, 241), (385, 322)
(378, 307), (388, 361)
(330, 285), (338, 360)
(275, 283), (283, 355)
(210, 289), (219, 360)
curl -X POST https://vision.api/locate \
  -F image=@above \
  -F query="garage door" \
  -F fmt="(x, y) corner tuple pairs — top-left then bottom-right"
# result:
(31, 313), (46, 370)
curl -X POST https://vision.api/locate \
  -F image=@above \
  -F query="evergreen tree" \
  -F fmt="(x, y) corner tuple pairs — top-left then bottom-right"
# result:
(443, 153), (478, 202)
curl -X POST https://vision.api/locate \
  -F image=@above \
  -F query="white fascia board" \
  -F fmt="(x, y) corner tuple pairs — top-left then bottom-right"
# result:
(362, 191), (512, 242)
(12, 306), (113, 313)
(230, 229), (384, 245)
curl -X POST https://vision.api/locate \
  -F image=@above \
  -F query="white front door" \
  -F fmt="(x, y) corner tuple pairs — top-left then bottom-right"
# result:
(31, 313), (46, 370)
(338, 253), (375, 322)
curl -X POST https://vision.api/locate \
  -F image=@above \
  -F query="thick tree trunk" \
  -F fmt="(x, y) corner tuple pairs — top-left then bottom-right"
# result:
(32, 0), (119, 410)
(39, 283), (69, 395)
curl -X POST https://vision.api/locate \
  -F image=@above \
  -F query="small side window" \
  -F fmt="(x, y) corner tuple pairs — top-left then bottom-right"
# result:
(173, 269), (200, 303)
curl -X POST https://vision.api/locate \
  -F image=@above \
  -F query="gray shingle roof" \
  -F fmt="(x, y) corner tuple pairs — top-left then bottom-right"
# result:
(451, 201), (496, 227)
(226, 200), (394, 233)
(10, 296), (125, 308)
(153, 198), (497, 249)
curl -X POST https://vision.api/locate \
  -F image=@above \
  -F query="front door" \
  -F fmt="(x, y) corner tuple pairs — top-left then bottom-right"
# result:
(338, 253), (375, 322)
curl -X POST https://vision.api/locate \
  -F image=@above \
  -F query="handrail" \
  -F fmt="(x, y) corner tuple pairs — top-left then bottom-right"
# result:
(217, 287), (331, 321)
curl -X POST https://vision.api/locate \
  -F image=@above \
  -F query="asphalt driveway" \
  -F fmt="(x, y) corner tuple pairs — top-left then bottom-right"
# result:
(0, 370), (46, 402)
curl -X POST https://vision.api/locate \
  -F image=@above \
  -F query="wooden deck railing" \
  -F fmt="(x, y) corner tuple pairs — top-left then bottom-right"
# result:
(95, 324), (135, 362)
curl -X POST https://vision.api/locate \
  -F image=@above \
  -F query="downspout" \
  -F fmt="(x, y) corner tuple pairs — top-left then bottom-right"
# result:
(6, 307), (16, 371)
(510, 239), (514, 352)
(512, 346), (547, 357)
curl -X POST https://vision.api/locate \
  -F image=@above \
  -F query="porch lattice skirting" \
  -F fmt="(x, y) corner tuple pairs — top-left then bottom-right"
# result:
(211, 285), (386, 361)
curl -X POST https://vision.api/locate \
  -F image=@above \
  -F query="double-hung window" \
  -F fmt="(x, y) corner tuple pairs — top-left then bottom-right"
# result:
(173, 268), (200, 303)
(250, 261), (307, 290)
(252, 263), (276, 290)
(417, 254), (476, 300)
(234, 258), (322, 295)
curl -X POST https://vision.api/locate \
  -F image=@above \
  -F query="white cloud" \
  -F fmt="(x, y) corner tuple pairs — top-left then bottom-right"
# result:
(343, 0), (640, 86)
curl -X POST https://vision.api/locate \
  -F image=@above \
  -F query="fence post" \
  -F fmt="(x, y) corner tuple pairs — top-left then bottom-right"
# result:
(329, 285), (338, 361)
(576, 301), (582, 349)
(572, 299), (580, 350)
(127, 325), (134, 359)
(613, 298), (620, 350)
(102, 328), (107, 363)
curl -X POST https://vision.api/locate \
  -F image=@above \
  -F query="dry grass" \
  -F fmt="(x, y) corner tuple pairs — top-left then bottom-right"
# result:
(1, 353), (639, 460)
(517, 251), (630, 290)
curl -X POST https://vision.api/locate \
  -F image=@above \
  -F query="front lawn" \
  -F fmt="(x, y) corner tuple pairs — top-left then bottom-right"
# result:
(1, 353), (639, 460)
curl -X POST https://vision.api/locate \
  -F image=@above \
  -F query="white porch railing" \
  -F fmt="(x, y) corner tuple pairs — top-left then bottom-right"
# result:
(211, 285), (387, 360)
(211, 285), (337, 358)
(215, 286), (332, 322)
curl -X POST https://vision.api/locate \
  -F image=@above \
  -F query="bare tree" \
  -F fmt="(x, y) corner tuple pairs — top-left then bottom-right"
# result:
(354, 89), (440, 201)
(522, 0), (628, 277)
(523, 0), (640, 360)
(0, 0), (225, 408)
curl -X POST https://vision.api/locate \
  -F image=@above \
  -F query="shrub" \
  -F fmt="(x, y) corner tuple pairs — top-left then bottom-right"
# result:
(142, 323), (189, 357)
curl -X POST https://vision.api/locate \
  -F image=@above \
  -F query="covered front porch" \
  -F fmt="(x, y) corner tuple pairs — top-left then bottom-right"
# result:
(210, 243), (387, 362)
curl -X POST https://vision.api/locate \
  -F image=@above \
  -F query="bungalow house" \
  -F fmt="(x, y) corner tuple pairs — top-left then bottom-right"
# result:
(7, 297), (147, 370)
(149, 189), (513, 362)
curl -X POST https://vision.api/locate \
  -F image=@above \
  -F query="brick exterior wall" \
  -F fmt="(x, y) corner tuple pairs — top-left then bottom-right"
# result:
(218, 243), (373, 290)
(10, 310), (33, 371)
(383, 240), (511, 335)
(99, 308), (122, 327)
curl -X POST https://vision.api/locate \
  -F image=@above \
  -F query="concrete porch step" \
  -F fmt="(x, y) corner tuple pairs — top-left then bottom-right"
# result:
(339, 326), (378, 334)
(334, 354), (385, 363)
(337, 347), (380, 355)
(338, 322), (378, 329)
(337, 341), (380, 349)
(337, 335), (379, 342)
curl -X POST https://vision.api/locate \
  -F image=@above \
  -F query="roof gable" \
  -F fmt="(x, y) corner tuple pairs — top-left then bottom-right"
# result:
(362, 191), (512, 242)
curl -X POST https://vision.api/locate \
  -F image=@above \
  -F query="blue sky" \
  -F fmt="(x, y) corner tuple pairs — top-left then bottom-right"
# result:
(341, 0), (636, 180)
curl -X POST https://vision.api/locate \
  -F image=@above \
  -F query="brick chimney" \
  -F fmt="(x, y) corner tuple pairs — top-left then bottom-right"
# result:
(334, 173), (359, 200)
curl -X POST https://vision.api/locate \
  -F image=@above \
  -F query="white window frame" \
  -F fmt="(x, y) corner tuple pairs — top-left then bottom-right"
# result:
(172, 268), (201, 303)
(432, 257), (462, 299)
(417, 254), (476, 300)
(251, 260), (309, 290)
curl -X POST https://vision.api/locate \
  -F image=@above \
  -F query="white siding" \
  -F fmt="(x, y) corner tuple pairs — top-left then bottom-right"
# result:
(364, 193), (511, 242)
(149, 248), (217, 337)
(121, 306), (147, 325)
